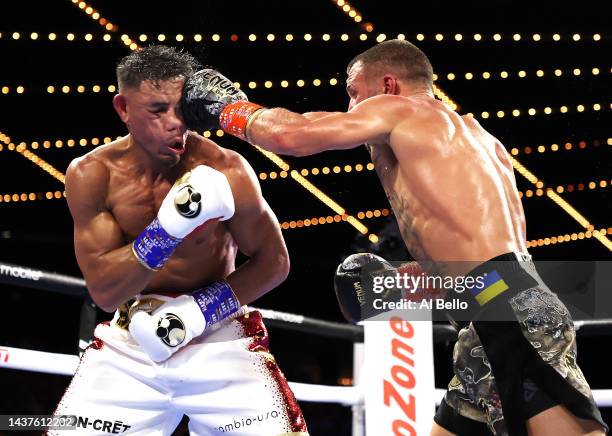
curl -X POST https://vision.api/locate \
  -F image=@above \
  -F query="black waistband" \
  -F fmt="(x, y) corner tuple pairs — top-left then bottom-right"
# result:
(466, 253), (538, 287)
(444, 252), (542, 329)
(466, 252), (540, 293)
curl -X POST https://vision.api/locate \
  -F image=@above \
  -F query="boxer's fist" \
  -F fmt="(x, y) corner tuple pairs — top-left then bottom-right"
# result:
(129, 281), (240, 362)
(129, 295), (206, 362)
(334, 255), (440, 323)
(132, 165), (235, 270)
(181, 69), (247, 132)
(334, 253), (398, 323)
(158, 165), (235, 239)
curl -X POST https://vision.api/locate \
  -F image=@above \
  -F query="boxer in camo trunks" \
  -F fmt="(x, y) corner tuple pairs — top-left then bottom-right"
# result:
(443, 276), (600, 435)
(179, 38), (609, 435)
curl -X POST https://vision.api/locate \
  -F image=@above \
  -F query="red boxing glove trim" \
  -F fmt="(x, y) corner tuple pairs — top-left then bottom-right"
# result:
(219, 101), (264, 140)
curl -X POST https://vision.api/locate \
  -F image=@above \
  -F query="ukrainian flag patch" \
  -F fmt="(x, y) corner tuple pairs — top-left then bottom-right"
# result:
(471, 270), (509, 306)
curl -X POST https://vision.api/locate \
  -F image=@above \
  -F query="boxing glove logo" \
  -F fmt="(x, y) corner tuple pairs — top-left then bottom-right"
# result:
(174, 185), (202, 218)
(155, 313), (186, 347)
(199, 70), (241, 97)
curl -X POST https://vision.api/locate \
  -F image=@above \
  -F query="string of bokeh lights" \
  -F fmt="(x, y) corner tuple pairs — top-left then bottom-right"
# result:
(2, 31), (605, 43)
(2, 64), (609, 96)
(68, 0), (117, 32)
(3, 134), (608, 156)
(3, 4), (609, 247)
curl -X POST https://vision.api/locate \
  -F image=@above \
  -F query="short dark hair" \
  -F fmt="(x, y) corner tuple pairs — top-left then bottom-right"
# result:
(347, 40), (433, 88)
(116, 45), (199, 90)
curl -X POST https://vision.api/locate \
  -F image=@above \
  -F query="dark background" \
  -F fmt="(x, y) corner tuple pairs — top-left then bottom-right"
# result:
(0, 1), (610, 434)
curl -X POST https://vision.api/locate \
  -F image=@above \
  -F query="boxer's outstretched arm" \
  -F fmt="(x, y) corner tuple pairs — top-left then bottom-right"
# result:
(302, 111), (336, 121)
(248, 95), (404, 156)
(66, 157), (154, 312)
(224, 153), (290, 304)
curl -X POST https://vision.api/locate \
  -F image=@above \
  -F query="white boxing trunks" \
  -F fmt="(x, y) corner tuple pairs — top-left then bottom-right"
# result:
(49, 295), (309, 436)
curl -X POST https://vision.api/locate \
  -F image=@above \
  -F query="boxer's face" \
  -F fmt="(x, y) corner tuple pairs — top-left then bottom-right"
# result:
(115, 76), (188, 167)
(346, 61), (377, 111)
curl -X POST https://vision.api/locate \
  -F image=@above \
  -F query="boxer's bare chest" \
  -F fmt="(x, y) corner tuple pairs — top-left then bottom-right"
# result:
(105, 160), (228, 250)
(106, 163), (173, 239)
(105, 159), (236, 290)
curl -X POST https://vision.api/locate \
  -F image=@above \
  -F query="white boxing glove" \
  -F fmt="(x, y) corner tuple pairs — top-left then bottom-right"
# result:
(129, 281), (240, 362)
(158, 165), (235, 238)
(129, 295), (205, 362)
(132, 165), (235, 270)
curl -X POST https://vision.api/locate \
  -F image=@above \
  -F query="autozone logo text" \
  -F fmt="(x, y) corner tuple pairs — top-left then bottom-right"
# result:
(383, 318), (417, 436)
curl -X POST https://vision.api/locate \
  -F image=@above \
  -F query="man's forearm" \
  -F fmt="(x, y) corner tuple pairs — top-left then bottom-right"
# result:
(248, 108), (342, 156)
(84, 245), (154, 312)
(247, 108), (307, 152)
(224, 249), (290, 306)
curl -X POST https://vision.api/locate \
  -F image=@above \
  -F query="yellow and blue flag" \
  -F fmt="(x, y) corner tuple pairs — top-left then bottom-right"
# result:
(470, 270), (509, 306)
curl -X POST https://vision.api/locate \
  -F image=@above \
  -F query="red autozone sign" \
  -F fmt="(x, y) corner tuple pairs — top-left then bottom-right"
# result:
(364, 317), (435, 435)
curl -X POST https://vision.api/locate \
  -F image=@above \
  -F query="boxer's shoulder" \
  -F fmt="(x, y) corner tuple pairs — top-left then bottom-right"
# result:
(65, 153), (110, 217)
(358, 95), (437, 130)
(183, 132), (256, 187)
(392, 97), (461, 141)
(66, 151), (109, 190)
(64, 139), (132, 213)
(67, 136), (129, 179)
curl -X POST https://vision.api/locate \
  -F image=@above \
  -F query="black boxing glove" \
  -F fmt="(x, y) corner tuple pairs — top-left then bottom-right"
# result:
(182, 69), (263, 137)
(334, 253), (400, 323)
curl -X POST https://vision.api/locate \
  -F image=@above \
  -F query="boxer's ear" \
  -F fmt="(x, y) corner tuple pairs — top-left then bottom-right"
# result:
(113, 93), (129, 123)
(382, 75), (399, 95)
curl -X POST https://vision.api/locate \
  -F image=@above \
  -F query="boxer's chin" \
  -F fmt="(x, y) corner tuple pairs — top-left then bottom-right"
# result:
(158, 152), (181, 167)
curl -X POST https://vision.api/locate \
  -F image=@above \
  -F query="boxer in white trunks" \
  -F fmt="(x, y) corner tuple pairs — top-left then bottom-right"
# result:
(50, 45), (308, 436)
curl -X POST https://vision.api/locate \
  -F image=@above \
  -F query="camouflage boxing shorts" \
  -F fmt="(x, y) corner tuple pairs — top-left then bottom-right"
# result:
(434, 254), (607, 435)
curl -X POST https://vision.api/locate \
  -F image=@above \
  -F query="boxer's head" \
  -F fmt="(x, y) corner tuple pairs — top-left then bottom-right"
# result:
(113, 45), (199, 167)
(346, 40), (433, 110)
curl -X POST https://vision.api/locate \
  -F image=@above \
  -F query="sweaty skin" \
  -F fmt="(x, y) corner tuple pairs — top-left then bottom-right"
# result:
(244, 61), (606, 436)
(182, 60), (605, 436)
(66, 78), (288, 312)
(247, 61), (527, 275)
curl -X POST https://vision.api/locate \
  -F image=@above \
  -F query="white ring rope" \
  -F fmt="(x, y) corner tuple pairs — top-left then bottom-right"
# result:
(0, 345), (361, 405)
(2, 262), (612, 409)
(1, 345), (612, 407)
